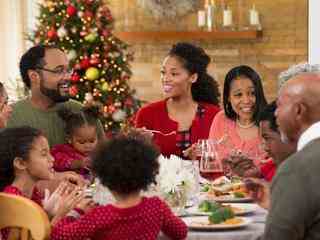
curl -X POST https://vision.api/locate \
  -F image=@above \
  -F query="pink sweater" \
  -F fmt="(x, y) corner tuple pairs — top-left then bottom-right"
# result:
(51, 196), (187, 240)
(209, 111), (270, 170)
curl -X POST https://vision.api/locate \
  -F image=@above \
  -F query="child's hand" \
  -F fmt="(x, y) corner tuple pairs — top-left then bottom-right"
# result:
(54, 171), (87, 187)
(43, 181), (72, 217)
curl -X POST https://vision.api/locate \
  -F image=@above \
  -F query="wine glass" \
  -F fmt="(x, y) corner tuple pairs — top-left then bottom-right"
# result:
(199, 140), (223, 181)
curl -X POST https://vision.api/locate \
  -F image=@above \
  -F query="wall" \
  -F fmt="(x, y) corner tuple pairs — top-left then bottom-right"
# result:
(108, 0), (308, 103)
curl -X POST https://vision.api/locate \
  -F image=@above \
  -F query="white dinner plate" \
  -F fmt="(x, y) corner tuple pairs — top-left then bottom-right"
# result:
(182, 216), (252, 230)
(200, 193), (253, 203)
(187, 203), (257, 216)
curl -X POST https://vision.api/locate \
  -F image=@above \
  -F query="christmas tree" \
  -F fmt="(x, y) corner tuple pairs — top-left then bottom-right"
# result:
(29, 0), (141, 135)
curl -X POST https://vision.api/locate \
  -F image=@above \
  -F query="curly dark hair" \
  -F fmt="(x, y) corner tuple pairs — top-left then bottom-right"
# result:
(58, 106), (100, 138)
(168, 42), (220, 105)
(258, 101), (278, 132)
(92, 134), (160, 195)
(0, 126), (44, 191)
(19, 45), (59, 89)
(223, 65), (267, 125)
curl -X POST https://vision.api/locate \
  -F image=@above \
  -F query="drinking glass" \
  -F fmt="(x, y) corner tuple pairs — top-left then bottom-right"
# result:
(199, 140), (223, 181)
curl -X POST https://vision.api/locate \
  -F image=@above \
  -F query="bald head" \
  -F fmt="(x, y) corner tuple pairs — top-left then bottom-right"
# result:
(276, 72), (320, 144)
(281, 73), (320, 114)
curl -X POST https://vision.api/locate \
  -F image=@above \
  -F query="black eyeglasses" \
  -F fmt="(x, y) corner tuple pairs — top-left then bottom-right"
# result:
(36, 66), (73, 75)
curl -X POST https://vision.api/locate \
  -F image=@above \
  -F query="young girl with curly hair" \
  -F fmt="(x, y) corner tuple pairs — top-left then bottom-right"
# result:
(51, 134), (188, 240)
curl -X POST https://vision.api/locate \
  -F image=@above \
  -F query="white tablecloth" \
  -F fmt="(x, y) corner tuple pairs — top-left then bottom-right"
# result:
(159, 205), (267, 240)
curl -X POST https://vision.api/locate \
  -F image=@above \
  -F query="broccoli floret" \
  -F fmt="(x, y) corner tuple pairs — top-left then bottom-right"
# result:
(198, 200), (212, 212)
(233, 191), (245, 198)
(221, 207), (235, 220)
(201, 184), (210, 192)
(198, 200), (221, 212)
(209, 210), (224, 224)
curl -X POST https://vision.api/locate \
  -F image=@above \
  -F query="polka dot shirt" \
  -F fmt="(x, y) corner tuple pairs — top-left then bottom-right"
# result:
(51, 196), (188, 240)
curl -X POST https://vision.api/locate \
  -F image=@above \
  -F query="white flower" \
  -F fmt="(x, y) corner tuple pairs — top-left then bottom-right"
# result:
(156, 155), (198, 198)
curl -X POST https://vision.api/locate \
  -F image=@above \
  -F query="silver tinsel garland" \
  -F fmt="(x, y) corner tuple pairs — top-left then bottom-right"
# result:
(137, 0), (198, 20)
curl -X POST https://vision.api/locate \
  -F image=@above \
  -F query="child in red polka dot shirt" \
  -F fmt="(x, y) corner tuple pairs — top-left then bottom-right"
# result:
(51, 133), (188, 240)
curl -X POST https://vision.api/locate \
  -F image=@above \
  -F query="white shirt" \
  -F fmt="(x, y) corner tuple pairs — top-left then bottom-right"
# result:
(297, 121), (320, 151)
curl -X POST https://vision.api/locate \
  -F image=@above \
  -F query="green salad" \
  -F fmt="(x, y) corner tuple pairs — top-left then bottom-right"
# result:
(198, 200), (235, 224)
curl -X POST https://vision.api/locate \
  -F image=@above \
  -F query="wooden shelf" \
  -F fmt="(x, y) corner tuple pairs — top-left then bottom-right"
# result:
(114, 30), (262, 43)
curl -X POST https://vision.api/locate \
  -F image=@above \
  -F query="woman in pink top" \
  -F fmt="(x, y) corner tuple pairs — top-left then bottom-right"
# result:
(209, 65), (272, 178)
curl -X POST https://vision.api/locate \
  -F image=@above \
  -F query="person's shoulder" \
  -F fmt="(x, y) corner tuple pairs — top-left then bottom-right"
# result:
(200, 102), (220, 111)
(211, 110), (227, 122)
(144, 196), (167, 208)
(11, 99), (30, 110)
(137, 100), (166, 115)
(51, 143), (73, 153)
(141, 100), (166, 111)
(62, 99), (83, 109)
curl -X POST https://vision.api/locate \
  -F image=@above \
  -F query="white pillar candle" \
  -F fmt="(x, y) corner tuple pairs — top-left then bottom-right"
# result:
(207, 5), (213, 31)
(249, 6), (260, 26)
(198, 10), (206, 28)
(223, 8), (233, 27)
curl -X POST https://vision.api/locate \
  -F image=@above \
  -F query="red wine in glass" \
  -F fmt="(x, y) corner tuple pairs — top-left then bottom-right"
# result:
(200, 170), (224, 181)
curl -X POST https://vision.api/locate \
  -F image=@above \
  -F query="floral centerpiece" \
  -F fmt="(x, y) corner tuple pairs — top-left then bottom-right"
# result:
(155, 155), (199, 213)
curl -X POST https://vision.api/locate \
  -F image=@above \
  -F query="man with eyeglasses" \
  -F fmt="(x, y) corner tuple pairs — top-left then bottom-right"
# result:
(7, 45), (104, 146)
(7, 45), (105, 186)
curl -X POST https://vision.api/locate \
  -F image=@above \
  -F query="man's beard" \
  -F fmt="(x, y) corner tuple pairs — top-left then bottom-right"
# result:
(40, 79), (70, 103)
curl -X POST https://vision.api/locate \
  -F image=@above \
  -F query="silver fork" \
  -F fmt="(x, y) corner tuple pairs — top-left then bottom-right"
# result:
(145, 129), (176, 136)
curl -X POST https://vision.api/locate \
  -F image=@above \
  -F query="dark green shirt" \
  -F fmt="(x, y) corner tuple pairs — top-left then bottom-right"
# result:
(7, 99), (104, 147)
(263, 138), (320, 240)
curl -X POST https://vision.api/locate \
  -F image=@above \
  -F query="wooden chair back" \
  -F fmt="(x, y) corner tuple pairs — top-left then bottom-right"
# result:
(0, 193), (50, 240)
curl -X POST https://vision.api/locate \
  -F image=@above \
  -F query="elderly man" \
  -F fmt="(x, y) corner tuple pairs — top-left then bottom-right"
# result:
(262, 64), (320, 240)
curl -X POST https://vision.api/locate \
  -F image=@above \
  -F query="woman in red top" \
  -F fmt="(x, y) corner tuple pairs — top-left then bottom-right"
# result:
(51, 133), (188, 240)
(135, 42), (220, 158)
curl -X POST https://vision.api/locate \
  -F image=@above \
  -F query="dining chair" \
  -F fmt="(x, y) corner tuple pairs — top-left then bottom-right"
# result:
(0, 193), (50, 240)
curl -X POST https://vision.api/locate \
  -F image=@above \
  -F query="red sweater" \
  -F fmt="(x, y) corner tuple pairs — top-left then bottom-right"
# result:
(51, 196), (187, 240)
(51, 143), (91, 179)
(135, 100), (220, 157)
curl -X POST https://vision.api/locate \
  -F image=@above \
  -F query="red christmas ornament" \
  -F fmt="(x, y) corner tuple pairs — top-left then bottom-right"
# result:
(85, 0), (94, 4)
(47, 28), (57, 39)
(89, 57), (100, 66)
(70, 72), (80, 83)
(84, 10), (93, 21)
(124, 98), (133, 107)
(108, 105), (116, 113)
(102, 29), (110, 38)
(80, 58), (91, 69)
(66, 5), (77, 16)
(74, 63), (81, 70)
(69, 85), (78, 96)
